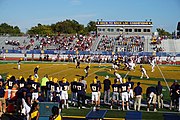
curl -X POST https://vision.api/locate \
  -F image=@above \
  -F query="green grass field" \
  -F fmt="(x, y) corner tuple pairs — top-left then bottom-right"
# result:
(0, 61), (180, 119)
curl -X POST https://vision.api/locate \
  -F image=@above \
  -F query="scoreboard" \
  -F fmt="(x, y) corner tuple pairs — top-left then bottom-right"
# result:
(97, 21), (153, 25)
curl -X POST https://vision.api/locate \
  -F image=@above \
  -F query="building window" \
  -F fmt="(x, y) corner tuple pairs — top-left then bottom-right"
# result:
(98, 28), (101, 31)
(107, 28), (110, 32)
(125, 29), (132, 32)
(143, 29), (151, 32)
(111, 29), (114, 32)
(134, 29), (141, 32)
(117, 29), (120, 32)
(129, 29), (132, 32)
(102, 29), (105, 32)
(125, 29), (128, 32)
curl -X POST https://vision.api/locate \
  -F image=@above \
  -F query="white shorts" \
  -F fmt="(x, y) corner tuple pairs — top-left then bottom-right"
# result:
(121, 92), (128, 102)
(112, 92), (119, 101)
(32, 92), (38, 101)
(92, 92), (98, 102)
(128, 89), (133, 99)
(61, 91), (68, 100)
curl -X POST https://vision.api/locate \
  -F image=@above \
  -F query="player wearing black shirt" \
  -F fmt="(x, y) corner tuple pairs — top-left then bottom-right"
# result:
(71, 78), (78, 106)
(111, 79), (120, 110)
(84, 65), (90, 78)
(77, 78), (86, 109)
(146, 86), (157, 112)
(90, 79), (100, 110)
(119, 79), (129, 111)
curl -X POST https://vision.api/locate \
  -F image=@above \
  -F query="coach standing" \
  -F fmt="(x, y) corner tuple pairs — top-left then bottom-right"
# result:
(103, 75), (111, 104)
(40, 74), (49, 99)
(133, 82), (142, 111)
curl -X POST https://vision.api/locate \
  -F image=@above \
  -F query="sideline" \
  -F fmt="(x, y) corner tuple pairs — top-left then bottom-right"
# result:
(157, 65), (170, 91)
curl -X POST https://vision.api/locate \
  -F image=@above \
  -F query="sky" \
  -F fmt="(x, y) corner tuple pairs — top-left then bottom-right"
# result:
(0, 0), (180, 33)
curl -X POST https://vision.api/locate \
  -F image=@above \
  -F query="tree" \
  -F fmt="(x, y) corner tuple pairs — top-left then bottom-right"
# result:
(27, 24), (53, 36)
(156, 28), (171, 37)
(0, 23), (22, 35)
(86, 21), (97, 32)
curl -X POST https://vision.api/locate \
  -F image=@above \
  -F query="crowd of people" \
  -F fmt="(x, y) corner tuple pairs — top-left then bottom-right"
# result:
(115, 35), (145, 52)
(97, 35), (115, 51)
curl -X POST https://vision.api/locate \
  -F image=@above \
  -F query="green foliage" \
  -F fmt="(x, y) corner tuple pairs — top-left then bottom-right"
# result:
(156, 28), (171, 37)
(85, 21), (97, 33)
(27, 23), (53, 35)
(0, 23), (22, 35)
(0, 20), (97, 36)
(27, 20), (96, 36)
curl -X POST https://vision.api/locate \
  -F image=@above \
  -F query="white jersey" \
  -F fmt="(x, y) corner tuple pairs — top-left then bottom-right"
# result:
(115, 72), (122, 83)
(151, 59), (156, 66)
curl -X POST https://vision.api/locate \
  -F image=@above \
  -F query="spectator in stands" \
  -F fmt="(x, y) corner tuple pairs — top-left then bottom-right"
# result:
(103, 75), (111, 104)
(134, 82), (142, 111)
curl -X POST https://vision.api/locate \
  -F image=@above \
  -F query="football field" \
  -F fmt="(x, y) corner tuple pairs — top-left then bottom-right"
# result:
(0, 61), (180, 119)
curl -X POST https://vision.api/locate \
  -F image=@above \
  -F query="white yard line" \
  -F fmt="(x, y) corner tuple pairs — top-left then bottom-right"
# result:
(123, 71), (130, 79)
(88, 66), (108, 77)
(157, 65), (170, 91)
(49, 68), (73, 76)
(16, 65), (55, 75)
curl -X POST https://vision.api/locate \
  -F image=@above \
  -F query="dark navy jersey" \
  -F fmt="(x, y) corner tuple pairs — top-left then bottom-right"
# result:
(146, 86), (156, 97)
(34, 67), (39, 74)
(97, 80), (102, 90)
(76, 82), (85, 95)
(17, 80), (26, 88)
(134, 86), (142, 96)
(71, 81), (77, 92)
(103, 79), (111, 91)
(54, 83), (60, 92)
(52, 96), (61, 103)
(156, 84), (163, 95)
(61, 82), (69, 91)
(27, 79), (34, 87)
(7, 80), (16, 89)
(50, 82), (55, 91)
(90, 83), (99, 92)
(46, 81), (54, 90)
(84, 66), (90, 71)
(126, 81), (134, 89)
(119, 83), (129, 93)
(0, 87), (5, 98)
(32, 82), (40, 92)
(112, 84), (119, 92)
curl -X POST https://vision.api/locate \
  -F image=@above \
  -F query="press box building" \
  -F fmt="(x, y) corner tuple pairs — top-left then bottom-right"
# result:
(96, 20), (153, 39)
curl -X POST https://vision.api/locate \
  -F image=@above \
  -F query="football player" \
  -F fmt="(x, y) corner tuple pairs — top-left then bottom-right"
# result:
(110, 79), (120, 110)
(119, 78), (130, 111)
(140, 65), (149, 79)
(90, 79), (100, 111)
